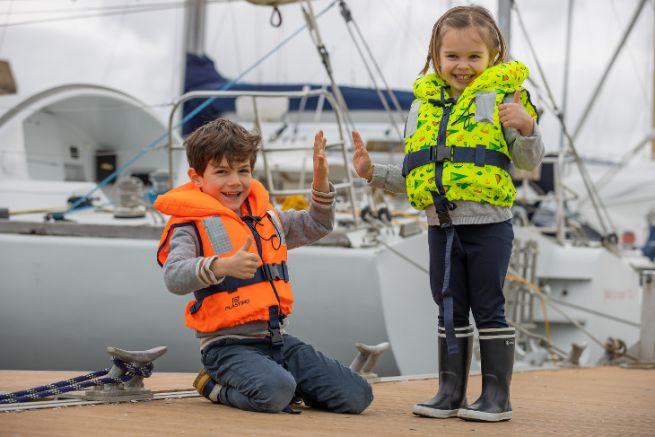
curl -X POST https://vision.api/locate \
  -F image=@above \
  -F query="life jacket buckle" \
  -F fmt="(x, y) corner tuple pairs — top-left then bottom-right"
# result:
(430, 145), (452, 163)
(262, 263), (287, 281)
(432, 194), (455, 228)
(269, 327), (284, 348)
(437, 209), (453, 228)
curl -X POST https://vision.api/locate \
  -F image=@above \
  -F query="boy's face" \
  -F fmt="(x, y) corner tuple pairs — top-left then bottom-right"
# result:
(189, 157), (252, 213)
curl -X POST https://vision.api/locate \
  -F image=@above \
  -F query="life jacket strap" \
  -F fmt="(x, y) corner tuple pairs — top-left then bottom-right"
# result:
(189, 262), (289, 314)
(401, 145), (510, 177)
(267, 305), (285, 361)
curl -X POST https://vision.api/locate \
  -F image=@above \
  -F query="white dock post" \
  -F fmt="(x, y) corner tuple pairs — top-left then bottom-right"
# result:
(640, 270), (655, 361)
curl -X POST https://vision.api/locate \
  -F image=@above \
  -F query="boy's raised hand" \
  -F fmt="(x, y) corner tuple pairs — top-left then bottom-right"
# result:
(351, 131), (373, 181)
(498, 90), (534, 137)
(211, 236), (260, 279)
(313, 130), (330, 193)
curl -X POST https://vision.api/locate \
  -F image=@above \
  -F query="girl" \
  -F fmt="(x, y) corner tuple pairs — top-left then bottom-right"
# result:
(352, 5), (544, 422)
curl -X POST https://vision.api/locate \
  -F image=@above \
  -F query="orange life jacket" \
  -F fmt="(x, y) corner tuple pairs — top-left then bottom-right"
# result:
(155, 179), (293, 333)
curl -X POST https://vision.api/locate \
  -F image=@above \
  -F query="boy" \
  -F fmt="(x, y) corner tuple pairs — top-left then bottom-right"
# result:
(155, 118), (372, 414)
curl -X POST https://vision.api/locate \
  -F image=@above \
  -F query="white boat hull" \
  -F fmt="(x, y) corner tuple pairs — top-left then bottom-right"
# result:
(0, 230), (437, 376)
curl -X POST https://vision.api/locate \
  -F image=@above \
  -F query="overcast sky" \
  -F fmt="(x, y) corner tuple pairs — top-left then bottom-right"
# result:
(0, 0), (652, 160)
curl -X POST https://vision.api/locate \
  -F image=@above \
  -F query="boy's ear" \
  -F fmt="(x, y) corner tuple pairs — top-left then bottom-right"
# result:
(188, 168), (203, 187)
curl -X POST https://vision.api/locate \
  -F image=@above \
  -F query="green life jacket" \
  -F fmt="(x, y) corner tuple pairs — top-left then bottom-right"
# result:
(403, 60), (538, 210)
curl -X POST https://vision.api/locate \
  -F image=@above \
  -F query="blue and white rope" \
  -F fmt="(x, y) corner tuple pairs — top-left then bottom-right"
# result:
(0, 359), (153, 404)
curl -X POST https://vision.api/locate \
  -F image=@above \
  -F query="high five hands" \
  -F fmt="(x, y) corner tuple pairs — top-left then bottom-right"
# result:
(351, 131), (373, 182)
(313, 130), (330, 193)
(498, 90), (534, 137)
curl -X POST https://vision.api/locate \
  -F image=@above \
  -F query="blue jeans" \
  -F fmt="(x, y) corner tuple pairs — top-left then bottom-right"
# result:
(428, 220), (514, 329)
(201, 334), (373, 413)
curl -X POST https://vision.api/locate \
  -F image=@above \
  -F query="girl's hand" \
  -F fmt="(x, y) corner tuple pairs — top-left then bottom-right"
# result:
(499, 90), (534, 137)
(313, 130), (330, 193)
(352, 131), (373, 181)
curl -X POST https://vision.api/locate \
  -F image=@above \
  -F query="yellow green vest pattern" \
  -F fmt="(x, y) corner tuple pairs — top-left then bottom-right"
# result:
(404, 61), (538, 210)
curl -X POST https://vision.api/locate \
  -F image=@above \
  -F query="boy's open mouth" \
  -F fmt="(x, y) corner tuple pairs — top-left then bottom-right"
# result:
(221, 192), (242, 198)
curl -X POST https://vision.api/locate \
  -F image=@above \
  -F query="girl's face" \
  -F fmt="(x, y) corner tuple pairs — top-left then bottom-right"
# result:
(436, 26), (492, 97)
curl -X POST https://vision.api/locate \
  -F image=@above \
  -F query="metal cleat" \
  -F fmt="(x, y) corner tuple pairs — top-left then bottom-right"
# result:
(349, 342), (390, 379)
(82, 346), (167, 402)
(561, 342), (586, 367)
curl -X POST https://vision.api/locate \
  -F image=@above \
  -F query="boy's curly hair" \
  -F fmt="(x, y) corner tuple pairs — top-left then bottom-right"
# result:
(184, 118), (261, 174)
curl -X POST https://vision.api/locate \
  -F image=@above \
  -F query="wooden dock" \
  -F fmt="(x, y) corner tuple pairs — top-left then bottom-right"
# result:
(1, 366), (654, 436)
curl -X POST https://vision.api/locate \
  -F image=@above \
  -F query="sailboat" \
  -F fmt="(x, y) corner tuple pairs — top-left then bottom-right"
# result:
(0, 0), (434, 377)
(0, 0), (652, 377)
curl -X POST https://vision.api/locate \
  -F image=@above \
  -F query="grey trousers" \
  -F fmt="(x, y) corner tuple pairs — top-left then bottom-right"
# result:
(201, 334), (373, 414)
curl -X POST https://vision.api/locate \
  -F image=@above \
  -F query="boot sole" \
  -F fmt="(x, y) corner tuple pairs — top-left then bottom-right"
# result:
(193, 369), (221, 404)
(412, 404), (459, 418)
(457, 409), (512, 422)
(192, 369), (211, 392)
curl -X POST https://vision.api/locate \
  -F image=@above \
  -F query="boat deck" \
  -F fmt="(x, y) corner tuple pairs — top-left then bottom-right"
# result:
(1, 366), (654, 436)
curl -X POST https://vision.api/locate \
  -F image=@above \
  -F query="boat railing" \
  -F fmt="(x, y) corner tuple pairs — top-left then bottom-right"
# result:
(166, 89), (359, 226)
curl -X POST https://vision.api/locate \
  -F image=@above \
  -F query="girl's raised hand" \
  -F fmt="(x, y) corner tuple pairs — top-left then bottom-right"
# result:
(351, 131), (373, 181)
(312, 130), (330, 193)
(498, 90), (534, 137)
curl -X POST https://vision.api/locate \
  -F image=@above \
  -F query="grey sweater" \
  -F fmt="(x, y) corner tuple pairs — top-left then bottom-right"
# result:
(163, 185), (336, 349)
(370, 117), (545, 226)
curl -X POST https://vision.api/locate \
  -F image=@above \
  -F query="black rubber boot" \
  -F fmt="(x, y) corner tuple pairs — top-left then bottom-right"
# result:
(412, 325), (473, 418)
(193, 368), (221, 404)
(458, 327), (515, 422)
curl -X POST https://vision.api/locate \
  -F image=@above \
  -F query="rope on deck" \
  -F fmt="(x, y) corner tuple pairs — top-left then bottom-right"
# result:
(0, 359), (153, 404)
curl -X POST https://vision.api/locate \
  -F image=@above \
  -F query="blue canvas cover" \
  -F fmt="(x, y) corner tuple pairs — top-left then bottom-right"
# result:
(182, 53), (414, 135)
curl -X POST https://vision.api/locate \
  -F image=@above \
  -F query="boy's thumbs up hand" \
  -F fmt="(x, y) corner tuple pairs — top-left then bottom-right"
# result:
(240, 236), (253, 252)
(211, 236), (260, 279)
(498, 89), (534, 137)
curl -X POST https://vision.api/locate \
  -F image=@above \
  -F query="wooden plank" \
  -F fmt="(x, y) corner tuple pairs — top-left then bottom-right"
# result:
(1, 367), (653, 436)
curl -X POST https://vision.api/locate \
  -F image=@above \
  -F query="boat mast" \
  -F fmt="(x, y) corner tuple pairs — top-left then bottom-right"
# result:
(497, 0), (511, 49)
(182, 0), (207, 94)
(558, 0), (574, 153)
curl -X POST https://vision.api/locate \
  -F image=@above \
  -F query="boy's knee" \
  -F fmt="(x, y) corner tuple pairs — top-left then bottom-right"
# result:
(342, 378), (374, 414)
(255, 375), (296, 413)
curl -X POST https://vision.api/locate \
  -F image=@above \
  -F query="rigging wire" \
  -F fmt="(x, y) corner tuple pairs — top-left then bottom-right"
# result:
(608, 0), (650, 107)
(101, 1), (132, 84)
(0, 1), (185, 16)
(299, 0), (355, 132)
(0, 1), (187, 28)
(512, 1), (617, 240)
(337, 0), (404, 140)
(570, 0), (648, 141)
(0, 0), (13, 52)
